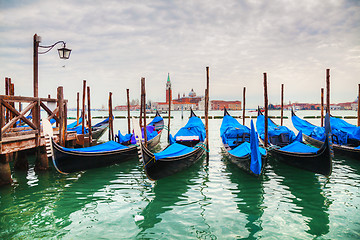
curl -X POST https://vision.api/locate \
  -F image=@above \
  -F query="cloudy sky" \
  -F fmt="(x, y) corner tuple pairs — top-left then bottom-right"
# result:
(0, 0), (359, 109)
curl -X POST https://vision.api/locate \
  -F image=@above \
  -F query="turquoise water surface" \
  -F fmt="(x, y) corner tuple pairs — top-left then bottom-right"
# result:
(0, 110), (359, 239)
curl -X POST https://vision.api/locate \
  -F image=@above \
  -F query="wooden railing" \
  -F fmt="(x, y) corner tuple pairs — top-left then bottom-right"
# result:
(0, 86), (68, 147)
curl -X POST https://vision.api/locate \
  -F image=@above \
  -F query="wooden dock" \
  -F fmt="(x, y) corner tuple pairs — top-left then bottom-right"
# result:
(0, 86), (78, 186)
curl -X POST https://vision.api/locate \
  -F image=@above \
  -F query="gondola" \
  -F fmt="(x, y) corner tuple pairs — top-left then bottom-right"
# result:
(140, 109), (206, 180)
(67, 117), (109, 142)
(43, 119), (138, 174)
(292, 110), (360, 160)
(115, 110), (164, 150)
(256, 108), (333, 176)
(220, 108), (267, 176)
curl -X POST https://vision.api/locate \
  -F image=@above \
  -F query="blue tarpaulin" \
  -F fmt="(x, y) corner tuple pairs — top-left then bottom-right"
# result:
(174, 116), (206, 142)
(148, 116), (163, 126)
(292, 114), (349, 144)
(68, 125), (89, 134)
(279, 141), (319, 153)
(152, 114), (205, 160)
(93, 118), (109, 128)
(330, 117), (360, 142)
(220, 114), (250, 147)
(154, 143), (195, 160)
(117, 130), (132, 143)
(67, 118), (82, 129)
(256, 114), (296, 142)
(228, 141), (266, 157)
(61, 141), (128, 153)
(250, 120), (264, 175)
(292, 115), (326, 141)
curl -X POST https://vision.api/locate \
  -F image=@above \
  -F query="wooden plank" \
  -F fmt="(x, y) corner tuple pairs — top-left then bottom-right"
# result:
(1, 100), (37, 132)
(0, 95), (58, 103)
(40, 101), (60, 123)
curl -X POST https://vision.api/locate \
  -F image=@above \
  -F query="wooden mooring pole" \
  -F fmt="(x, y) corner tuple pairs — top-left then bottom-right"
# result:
(280, 84), (284, 126)
(82, 80), (86, 135)
(264, 73), (268, 148)
(243, 87), (246, 125)
(127, 89), (131, 134)
(358, 84), (360, 127)
(326, 69), (330, 115)
(321, 88), (324, 127)
(108, 92), (114, 141)
(77, 92), (80, 125)
(87, 86), (92, 146)
(141, 77), (147, 147)
(205, 66), (210, 161)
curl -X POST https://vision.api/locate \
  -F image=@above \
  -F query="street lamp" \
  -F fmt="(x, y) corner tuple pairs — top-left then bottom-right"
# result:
(33, 33), (72, 97)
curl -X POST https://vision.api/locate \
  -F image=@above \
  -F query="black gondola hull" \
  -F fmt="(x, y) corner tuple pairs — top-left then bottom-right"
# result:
(141, 143), (206, 180)
(303, 134), (360, 160)
(223, 146), (267, 176)
(52, 140), (138, 174)
(267, 136), (333, 176)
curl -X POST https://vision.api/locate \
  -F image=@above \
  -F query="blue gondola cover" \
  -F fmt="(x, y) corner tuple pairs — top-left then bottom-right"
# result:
(153, 143), (195, 160)
(148, 116), (163, 126)
(220, 114), (250, 147)
(279, 141), (319, 153)
(174, 116), (206, 142)
(61, 141), (128, 153)
(256, 114), (296, 142)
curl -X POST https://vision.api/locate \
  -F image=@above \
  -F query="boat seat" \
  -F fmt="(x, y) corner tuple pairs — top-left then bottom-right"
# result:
(270, 133), (290, 147)
(176, 136), (200, 147)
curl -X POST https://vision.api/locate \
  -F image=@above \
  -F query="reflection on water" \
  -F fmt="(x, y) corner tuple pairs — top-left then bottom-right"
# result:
(224, 161), (265, 239)
(270, 158), (331, 238)
(137, 158), (205, 238)
(1, 110), (360, 239)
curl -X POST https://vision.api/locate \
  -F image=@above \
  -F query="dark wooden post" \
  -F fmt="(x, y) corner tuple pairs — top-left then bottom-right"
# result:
(280, 84), (284, 126)
(205, 66), (210, 160)
(77, 92), (80, 125)
(58, 86), (65, 146)
(141, 78), (147, 147)
(264, 73), (268, 148)
(243, 87), (246, 125)
(64, 101), (68, 144)
(33, 34), (39, 98)
(0, 102), (3, 142)
(108, 92), (114, 141)
(139, 80), (143, 130)
(358, 84), (360, 127)
(33, 35), (42, 147)
(82, 80), (86, 134)
(326, 69), (330, 114)
(9, 82), (15, 128)
(167, 86), (172, 143)
(321, 88), (324, 127)
(87, 86), (92, 146)
(127, 89), (131, 134)
(5, 77), (9, 124)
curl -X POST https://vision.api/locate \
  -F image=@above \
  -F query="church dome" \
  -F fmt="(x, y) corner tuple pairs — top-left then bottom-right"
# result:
(189, 89), (196, 97)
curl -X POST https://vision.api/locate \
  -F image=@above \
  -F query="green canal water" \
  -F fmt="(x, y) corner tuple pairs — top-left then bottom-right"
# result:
(1, 110), (359, 239)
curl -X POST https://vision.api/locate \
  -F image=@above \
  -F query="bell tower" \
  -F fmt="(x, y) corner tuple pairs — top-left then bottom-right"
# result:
(166, 73), (172, 103)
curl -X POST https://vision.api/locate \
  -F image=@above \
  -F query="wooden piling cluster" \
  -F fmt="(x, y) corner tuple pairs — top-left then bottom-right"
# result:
(0, 78), (76, 186)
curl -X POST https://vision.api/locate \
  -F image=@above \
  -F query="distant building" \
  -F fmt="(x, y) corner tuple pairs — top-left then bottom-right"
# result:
(152, 74), (242, 111)
(211, 100), (242, 110)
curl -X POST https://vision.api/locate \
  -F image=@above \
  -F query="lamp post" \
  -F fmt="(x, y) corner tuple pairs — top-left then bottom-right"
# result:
(33, 33), (71, 97)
